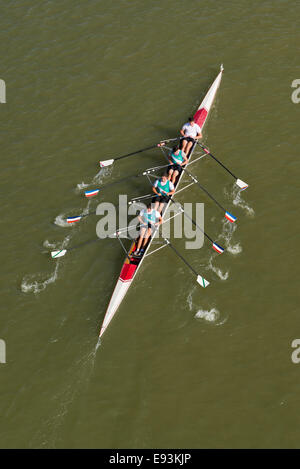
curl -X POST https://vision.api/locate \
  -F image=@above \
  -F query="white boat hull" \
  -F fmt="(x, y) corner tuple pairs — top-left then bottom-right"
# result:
(99, 65), (224, 338)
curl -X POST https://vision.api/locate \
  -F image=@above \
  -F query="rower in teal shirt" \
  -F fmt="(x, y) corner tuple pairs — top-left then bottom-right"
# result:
(134, 203), (163, 256)
(152, 173), (175, 213)
(168, 145), (188, 184)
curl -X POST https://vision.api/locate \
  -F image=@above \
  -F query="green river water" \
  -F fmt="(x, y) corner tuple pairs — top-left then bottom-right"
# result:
(0, 0), (300, 448)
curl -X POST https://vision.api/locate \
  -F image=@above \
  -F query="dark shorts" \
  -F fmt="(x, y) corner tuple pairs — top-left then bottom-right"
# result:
(182, 136), (195, 144)
(152, 195), (169, 204)
(140, 222), (152, 230)
(168, 163), (182, 174)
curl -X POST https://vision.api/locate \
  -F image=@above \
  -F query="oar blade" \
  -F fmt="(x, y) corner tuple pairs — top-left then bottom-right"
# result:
(51, 249), (67, 259)
(212, 242), (225, 254)
(225, 211), (237, 223)
(85, 189), (99, 198)
(67, 216), (82, 223)
(197, 275), (210, 288)
(99, 159), (114, 167)
(236, 178), (248, 190)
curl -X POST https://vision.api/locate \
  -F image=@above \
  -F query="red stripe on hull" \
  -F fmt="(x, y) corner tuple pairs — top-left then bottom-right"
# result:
(120, 263), (137, 281)
(193, 107), (208, 128)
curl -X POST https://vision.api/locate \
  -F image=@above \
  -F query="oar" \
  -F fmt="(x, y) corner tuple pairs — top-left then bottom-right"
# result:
(128, 193), (162, 205)
(51, 224), (139, 258)
(180, 166), (237, 223)
(85, 163), (166, 200)
(67, 172), (147, 223)
(51, 237), (103, 258)
(164, 238), (209, 287)
(197, 142), (248, 190)
(169, 197), (225, 254)
(99, 138), (178, 168)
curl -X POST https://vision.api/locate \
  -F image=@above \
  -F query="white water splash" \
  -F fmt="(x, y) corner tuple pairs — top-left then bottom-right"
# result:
(21, 262), (60, 294)
(54, 214), (71, 228)
(187, 285), (197, 311)
(76, 166), (112, 191)
(76, 181), (90, 191)
(219, 218), (242, 255)
(82, 198), (92, 215)
(21, 237), (70, 294)
(43, 240), (57, 249)
(226, 185), (254, 216)
(195, 307), (220, 322)
(93, 166), (112, 183)
(227, 243), (242, 255)
(208, 256), (229, 280)
(187, 288), (227, 325)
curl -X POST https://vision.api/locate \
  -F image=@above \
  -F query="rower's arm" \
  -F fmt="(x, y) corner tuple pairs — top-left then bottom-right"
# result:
(194, 128), (202, 139)
(155, 214), (163, 226)
(180, 128), (185, 137)
(152, 186), (160, 195)
(181, 153), (188, 165)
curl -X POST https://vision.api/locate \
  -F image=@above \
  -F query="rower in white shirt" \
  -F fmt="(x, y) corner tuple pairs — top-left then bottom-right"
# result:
(152, 173), (175, 213)
(134, 203), (162, 256)
(180, 116), (202, 155)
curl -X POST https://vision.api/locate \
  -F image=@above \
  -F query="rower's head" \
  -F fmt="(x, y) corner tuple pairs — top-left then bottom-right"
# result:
(161, 173), (168, 182)
(172, 144), (180, 152)
(188, 116), (195, 126)
(146, 203), (152, 211)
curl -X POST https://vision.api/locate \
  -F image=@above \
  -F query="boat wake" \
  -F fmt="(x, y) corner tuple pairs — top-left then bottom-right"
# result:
(30, 346), (97, 448)
(95, 338), (101, 351)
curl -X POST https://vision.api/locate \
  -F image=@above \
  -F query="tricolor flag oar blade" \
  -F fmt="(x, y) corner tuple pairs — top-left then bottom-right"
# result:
(67, 216), (82, 223)
(51, 249), (67, 259)
(212, 242), (225, 254)
(99, 159), (114, 167)
(85, 189), (100, 198)
(225, 211), (237, 223)
(197, 275), (210, 288)
(236, 178), (248, 190)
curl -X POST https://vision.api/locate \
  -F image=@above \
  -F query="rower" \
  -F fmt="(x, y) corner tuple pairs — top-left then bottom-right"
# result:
(168, 144), (188, 184)
(152, 173), (175, 213)
(134, 203), (162, 256)
(180, 116), (202, 155)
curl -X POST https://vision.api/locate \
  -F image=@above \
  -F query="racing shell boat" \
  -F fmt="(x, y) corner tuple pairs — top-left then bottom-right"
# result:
(99, 65), (224, 338)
